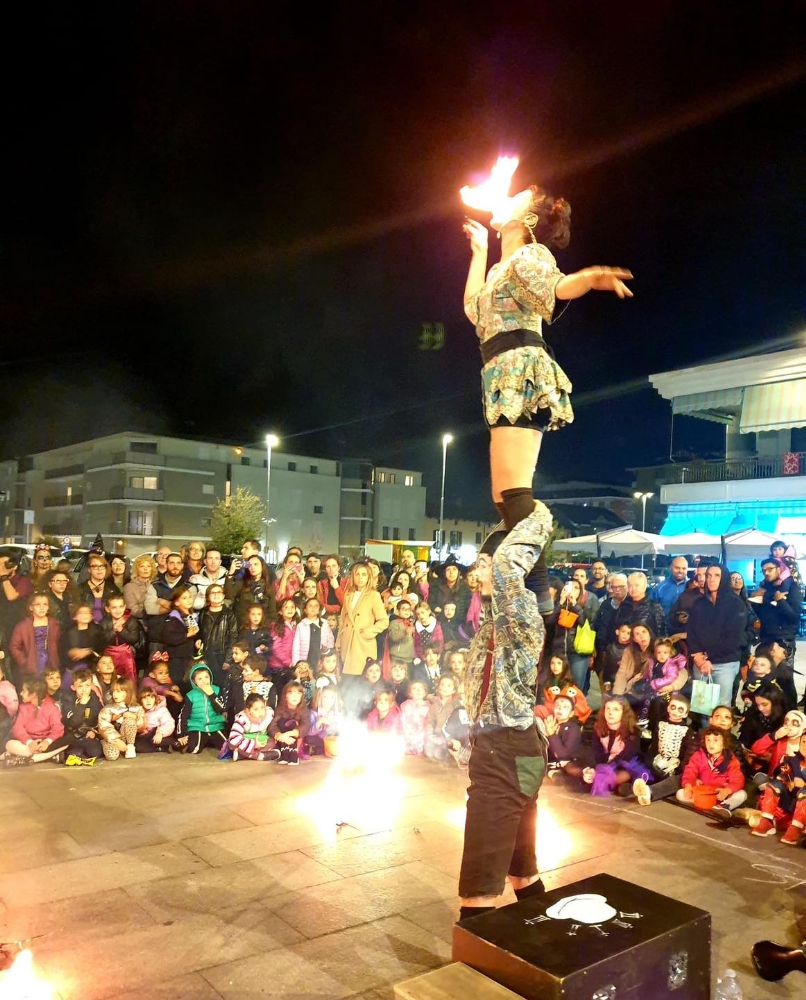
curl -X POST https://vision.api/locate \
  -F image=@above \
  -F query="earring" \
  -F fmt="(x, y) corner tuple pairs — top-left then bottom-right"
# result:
(523, 213), (539, 244)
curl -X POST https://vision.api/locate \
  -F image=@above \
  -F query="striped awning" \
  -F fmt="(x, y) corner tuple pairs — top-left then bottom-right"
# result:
(740, 379), (806, 433)
(672, 387), (743, 425)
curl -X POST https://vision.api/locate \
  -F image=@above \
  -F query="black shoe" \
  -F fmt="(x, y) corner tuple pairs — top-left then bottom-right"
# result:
(752, 940), (806, 981)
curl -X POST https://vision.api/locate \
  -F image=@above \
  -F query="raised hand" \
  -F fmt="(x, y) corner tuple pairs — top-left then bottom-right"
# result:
(586, 266), (633, 298)
(462, 218), (489, 254)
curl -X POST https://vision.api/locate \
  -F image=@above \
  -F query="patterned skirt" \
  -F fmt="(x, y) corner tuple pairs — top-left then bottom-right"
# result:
(481, 346), (574, 430)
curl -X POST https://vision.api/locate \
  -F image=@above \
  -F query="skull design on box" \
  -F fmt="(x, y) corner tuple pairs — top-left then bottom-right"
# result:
(524, 893), (644, 938)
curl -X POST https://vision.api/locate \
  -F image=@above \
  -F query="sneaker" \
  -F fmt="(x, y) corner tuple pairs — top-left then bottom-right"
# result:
(781, 823), (803, 846)
(633, 778), (652, 806)
(263, 748), (282, 762)
(124, 745), (136, 759)
(711, 804), (732, 821)
(282, 746), (299, 766)
(751, 816), (777, 837)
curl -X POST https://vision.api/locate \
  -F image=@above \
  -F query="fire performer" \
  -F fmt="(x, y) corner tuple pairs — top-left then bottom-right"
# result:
(462, 159), (632, 604)
(458, 499), (553, 922)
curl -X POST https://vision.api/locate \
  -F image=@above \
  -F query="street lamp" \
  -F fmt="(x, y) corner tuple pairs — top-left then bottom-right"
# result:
(439, 433), (453, 558)
(633, 491), (654, 569)
(265, 434), (279, 558)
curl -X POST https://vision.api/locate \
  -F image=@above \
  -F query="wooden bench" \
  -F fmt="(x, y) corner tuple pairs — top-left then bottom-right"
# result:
(395, 962), (524, 1000)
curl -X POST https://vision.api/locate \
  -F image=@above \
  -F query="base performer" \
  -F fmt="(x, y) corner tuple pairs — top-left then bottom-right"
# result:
(458, 501), (552, 921)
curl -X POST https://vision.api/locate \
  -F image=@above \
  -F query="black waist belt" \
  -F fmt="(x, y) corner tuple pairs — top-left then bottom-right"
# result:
(479, 328), (551, 365)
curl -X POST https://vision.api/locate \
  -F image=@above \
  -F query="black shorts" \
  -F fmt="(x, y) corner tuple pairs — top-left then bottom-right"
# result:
(458, 724), (547, 898)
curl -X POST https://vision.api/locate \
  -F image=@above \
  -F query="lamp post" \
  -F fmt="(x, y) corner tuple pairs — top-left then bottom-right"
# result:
(265, 434), (279, 559)
(633, 491), (654, 570)
(439, 433), (453, 559)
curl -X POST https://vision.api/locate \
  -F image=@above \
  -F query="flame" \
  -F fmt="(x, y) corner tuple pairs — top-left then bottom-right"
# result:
(296, 721), (407, 837)
(460, 156), (520, 215)
(0, 949), (55, 1000)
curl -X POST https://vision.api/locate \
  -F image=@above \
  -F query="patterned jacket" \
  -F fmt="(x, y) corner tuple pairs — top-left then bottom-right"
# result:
(464, 502), (552, 730)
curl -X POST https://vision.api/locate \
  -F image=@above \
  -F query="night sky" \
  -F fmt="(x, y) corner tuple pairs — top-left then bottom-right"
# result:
(3, 1), (804, 519)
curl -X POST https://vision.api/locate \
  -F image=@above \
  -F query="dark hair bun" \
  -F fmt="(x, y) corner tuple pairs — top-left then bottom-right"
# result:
(528, 185), (571, 249)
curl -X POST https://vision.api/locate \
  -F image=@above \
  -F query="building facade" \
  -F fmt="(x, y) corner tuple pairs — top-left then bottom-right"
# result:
(0, 433), (426, 560)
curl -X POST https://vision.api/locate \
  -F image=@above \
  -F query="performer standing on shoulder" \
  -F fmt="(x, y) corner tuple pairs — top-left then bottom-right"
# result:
(458, 500), (553, 922)
(463, 184), (632, 603)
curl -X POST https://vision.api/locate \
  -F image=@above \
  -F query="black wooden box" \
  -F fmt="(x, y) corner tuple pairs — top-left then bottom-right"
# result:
(453, 873), (710, 999)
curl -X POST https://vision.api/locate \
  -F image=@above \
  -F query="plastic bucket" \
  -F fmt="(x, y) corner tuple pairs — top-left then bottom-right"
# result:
(323, 736), (339, 758)
(692, 785), (719, 811)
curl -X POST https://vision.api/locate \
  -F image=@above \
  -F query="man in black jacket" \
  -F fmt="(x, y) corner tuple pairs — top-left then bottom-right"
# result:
(687, 564), (747, 708)
(613, 572), (666, 638)
(753, 557), (802, 655)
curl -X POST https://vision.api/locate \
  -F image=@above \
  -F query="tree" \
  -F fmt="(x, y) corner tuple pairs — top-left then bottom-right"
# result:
(210, 488), (266, 556)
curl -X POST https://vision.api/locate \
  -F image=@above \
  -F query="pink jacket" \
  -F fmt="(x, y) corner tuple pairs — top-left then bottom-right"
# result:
(681, 749), (745, 793)
(291, 618), (335, 664)
(644, 653), (687, 692)
(400, 698), (430, 754)
(141, 699), (175, 738)
(269, 622), (296, 671)
(0, 679), (19, 719)
(366, 703), (402, 734)
(11, 698), (64, 743)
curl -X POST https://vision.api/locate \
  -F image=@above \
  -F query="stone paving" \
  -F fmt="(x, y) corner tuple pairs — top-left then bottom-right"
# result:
(1, 743), (805, 1000)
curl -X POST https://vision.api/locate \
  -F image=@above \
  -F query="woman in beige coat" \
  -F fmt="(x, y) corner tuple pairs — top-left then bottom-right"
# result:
(338, 563), (389, 676)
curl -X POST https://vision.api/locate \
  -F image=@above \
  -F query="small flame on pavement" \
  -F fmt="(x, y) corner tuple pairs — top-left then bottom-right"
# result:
(0, 948), (55, 1000)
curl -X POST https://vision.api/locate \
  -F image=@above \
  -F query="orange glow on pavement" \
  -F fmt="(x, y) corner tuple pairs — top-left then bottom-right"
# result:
(0, 949), (55, 1000)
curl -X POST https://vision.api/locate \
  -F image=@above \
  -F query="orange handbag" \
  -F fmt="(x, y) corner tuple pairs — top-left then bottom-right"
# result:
(557, 608), (579, 629)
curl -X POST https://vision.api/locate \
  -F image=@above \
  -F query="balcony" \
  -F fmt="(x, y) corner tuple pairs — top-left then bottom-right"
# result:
(108, 486), (165, 501)
(44, 463), (85, 480)
(664, 453), (804, 485)
(43, 494), (84, 508)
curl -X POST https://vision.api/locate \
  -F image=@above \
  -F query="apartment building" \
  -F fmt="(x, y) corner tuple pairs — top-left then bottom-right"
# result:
(0, 433), (426, 559)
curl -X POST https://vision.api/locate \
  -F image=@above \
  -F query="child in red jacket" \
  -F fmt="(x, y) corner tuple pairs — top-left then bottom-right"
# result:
(751, 714), (806, 844)
(366, 689), (403, 735)
(676, 726), (747, 819)
(5, 675), (69, 765)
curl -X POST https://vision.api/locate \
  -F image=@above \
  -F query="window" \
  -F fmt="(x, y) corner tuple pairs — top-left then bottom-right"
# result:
(377, 472), (386, 483)
(130, 441), (158, 454)
(202, 484), (214, 495)
(288, 461), (297, 471)
(408, 528), (416, 540)
(404, 475), (414, 486)
(201, 517), (212, 528)
(382, 526), (390, 540)
(476, 532), (482, 545)
(313, 505), (323, 514)
(393, 527), (400, 540)
(449, 530), (463, 548)
(240, 456), (251, 466)
(127, 511), (154, 535)
(129, 476), (158, 490)
(310, 465), (318, 474)
(389, 474), (396, 484)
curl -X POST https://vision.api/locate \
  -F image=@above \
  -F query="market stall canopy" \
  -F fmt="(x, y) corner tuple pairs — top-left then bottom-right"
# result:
(722, 527), (806, 560)
(660, 532), (724, 557)
(553, 526), (666, 557)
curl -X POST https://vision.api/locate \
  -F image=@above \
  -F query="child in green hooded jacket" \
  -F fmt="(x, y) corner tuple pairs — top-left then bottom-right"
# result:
(176, 661), (227, 754)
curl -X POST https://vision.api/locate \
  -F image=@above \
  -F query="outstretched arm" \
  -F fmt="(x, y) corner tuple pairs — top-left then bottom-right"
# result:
(555, 266), (633, 301)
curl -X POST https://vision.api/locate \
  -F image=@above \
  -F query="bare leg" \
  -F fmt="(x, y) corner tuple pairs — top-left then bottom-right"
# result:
(508, 873), (542, 891)
(490, 426), (543, 503)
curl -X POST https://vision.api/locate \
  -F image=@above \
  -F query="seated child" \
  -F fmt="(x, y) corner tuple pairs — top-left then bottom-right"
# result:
(176, 662), (227, 755)
(140, 652), (184, 719)
(307, 684), (342, 756)
(545, 694), (583, 777)
(535, 654), (591, 724)
(414, 643), (443, 693)
(228, 693), (278, 761)
(344, 658), (386, 720)
(231, 657), (277, 719)
(440, 602), (462, 652)
(598, 623), (633, 691)
(315, 648), (341, 690)
(400, 679), (430, 755)
(293, 660), (316, 704)
(366, 688), (403, 734)
(739, 685), (789, 775)
(444, 701), (472, 768)
(629, 637), (687, 719)
(750, 709), (806, 792)
(578, 697), (647, 797)
(62, 668), (103, 760)
(98, 679), (145, 760)
(446, 649), (467, 689)
(0, 659), (19, 746)
(752, 729), (806, 844)
(676, 726), (747, 819)
(424, 675), (459, 762)
(632, 694), (698, 805)
(44, 666), (69, 715)
(740, 651), (798, 712)
(135, 687), (176, 753)
(91, 654), (119, 706)
(269, 681), (311, 765)
(5, 675), (69, 765)
(388, 660), (411, 705)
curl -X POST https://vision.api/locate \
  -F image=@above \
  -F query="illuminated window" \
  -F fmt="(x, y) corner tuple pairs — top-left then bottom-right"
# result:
(129, 476), (158, 490)
(378, 472), (386, 483)
(389, 474), (396, 484)
(404, 475), (414, 486)
(127, 511), (154, 535)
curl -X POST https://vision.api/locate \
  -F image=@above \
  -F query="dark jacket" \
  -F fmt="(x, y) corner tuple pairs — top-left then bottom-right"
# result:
(614, 596), (666, 638)
(62, 692), (103, 738)
(98, 614), (146, 656)
(668, 585), (705, 632)
(547, 717), (583, 762)
(686, 568), (747, 664)
(78, 580), (122, 607)
(589, 729), (641, 767)
(198, 608), (239, 668)
(756, 576), (802, 646)
(594, 598), (625, 653)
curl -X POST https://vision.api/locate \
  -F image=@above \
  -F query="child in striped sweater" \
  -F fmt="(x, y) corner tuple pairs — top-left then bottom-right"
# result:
(228, 693), (278, 761)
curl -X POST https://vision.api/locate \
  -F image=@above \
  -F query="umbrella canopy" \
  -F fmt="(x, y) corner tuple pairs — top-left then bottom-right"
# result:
(553, 527), (666, 557)
(723, 528), (806, 560)
(660, 532), (724, 557)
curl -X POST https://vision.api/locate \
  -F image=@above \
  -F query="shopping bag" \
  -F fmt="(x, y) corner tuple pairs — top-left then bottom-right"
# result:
(573, 620), (596, 655)
(690, 676), (721, 715)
